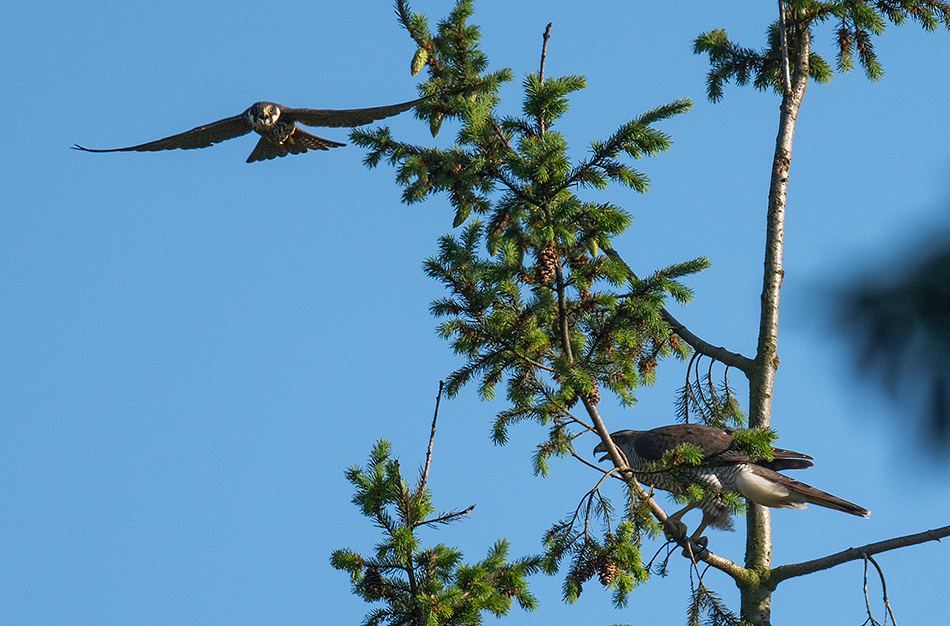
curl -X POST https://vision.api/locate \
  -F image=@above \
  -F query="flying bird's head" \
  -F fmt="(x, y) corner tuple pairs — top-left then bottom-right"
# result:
(247, 102), (280, 130)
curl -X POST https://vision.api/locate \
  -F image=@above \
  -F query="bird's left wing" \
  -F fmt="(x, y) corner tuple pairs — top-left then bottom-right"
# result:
(285, 97), (429, 128)
(74, 114), (252, 153)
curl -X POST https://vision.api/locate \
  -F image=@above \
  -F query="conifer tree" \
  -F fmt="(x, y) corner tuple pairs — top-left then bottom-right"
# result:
(332, 412), (539, 626)
(340, 2), (950, 625)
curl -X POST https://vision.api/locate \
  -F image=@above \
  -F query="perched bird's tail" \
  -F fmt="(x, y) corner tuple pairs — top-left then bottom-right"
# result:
(739, 465), (870, 517)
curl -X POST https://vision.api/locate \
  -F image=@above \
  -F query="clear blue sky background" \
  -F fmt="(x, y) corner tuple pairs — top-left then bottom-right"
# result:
(3, 1), (949, 624)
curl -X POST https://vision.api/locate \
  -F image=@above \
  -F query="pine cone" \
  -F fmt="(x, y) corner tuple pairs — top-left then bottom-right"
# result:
(364, 567), (384, 600)
(576, 556), (598, 583)
(534, 242), (558, 285)
(587, 381), (600, 406)
(598, 557), (617, 586)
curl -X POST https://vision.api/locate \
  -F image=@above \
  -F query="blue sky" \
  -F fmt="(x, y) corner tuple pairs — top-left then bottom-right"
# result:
(3, 1), (949, 624)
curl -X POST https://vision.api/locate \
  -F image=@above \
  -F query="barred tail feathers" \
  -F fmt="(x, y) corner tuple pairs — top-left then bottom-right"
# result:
(738, 465), (870, 518)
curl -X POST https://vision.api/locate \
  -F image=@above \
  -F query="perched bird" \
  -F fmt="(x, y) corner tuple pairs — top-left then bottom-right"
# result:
(73, 96), (427, 163)
(594, 424), (869, 541)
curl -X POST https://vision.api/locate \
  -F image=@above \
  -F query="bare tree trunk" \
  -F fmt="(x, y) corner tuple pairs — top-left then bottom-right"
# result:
(741, 5), (810, 624)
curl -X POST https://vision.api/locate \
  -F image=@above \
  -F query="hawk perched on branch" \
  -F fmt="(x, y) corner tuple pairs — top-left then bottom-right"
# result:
(594, 424), (869, 541)
(73, 96), (427, 163)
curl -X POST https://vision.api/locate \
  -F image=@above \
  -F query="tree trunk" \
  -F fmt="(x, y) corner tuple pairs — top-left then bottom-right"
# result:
(741, 7), (810, 624)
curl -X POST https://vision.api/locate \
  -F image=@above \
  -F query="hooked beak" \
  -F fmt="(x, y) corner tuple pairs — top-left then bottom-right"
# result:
(593, 441), (609, 463)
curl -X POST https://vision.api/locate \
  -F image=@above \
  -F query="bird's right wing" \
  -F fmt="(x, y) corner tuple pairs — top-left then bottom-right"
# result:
(74, 114), (252, 153)
(287, 97), (429, 128)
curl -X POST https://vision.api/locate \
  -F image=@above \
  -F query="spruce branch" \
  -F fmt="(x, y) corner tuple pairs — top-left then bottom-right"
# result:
(602, 244), (754, 372)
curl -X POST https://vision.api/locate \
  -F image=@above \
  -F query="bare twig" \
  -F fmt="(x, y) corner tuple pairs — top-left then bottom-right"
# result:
(771, 524), (950, 584)
(863, 553), (898, 626)
(539, 22), (552, 85)
(570, 447), (613, 474)
(538, 22), (553, 136)
(418, 504), (477, 528)
(420, 380), (444, 492)
(862, 555), (878, 625)
(645, 540), (676, 574)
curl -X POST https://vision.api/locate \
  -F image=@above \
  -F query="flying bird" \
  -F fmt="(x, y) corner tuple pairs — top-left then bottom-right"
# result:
(73, 96), (428, 163)
(594, 424), (869, 541)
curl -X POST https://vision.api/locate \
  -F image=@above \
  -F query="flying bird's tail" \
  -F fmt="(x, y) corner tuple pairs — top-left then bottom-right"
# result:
(246, 129), (345, 163)
(739, 465), (870, 517)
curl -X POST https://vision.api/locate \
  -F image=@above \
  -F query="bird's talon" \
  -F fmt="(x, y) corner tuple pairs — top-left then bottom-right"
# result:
(664, 517), (688, 539)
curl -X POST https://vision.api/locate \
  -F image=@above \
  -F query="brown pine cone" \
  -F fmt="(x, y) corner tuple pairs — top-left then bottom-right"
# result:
(598, 557), (617, 586)
(364, 567), (384, 600)
(534, 242), (557, 285)
(587, 381), (600, 406)
(576, 556), (597, 582)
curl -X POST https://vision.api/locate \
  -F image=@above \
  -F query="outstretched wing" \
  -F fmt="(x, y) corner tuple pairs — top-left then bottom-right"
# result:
(284, 97), (428, 128)
(245, 128), (345, 163)
(74, 113), (252, 153)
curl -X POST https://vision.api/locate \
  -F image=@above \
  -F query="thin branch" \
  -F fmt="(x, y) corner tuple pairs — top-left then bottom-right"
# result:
(770, 524), (950, 585)
(602, 244), (754, 372)
(564, 414), (594, 435)
(420, 380), (444, 492)
(539, 22), (552, 85)
(564, 484), (608, 538)
(418, 504), (477, 528)
(499, 339), (556, 372)
(862, 555), (877, 625)
(538, 22), (552, 136)
(865, 554), (898, 626)
(488, 116), (516, 153)
(570, 448), (609, 474)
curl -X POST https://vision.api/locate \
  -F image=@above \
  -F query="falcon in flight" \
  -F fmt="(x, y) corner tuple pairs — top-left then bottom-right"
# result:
(73, 96), (427, 163)
(594, 424), (869, 541)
